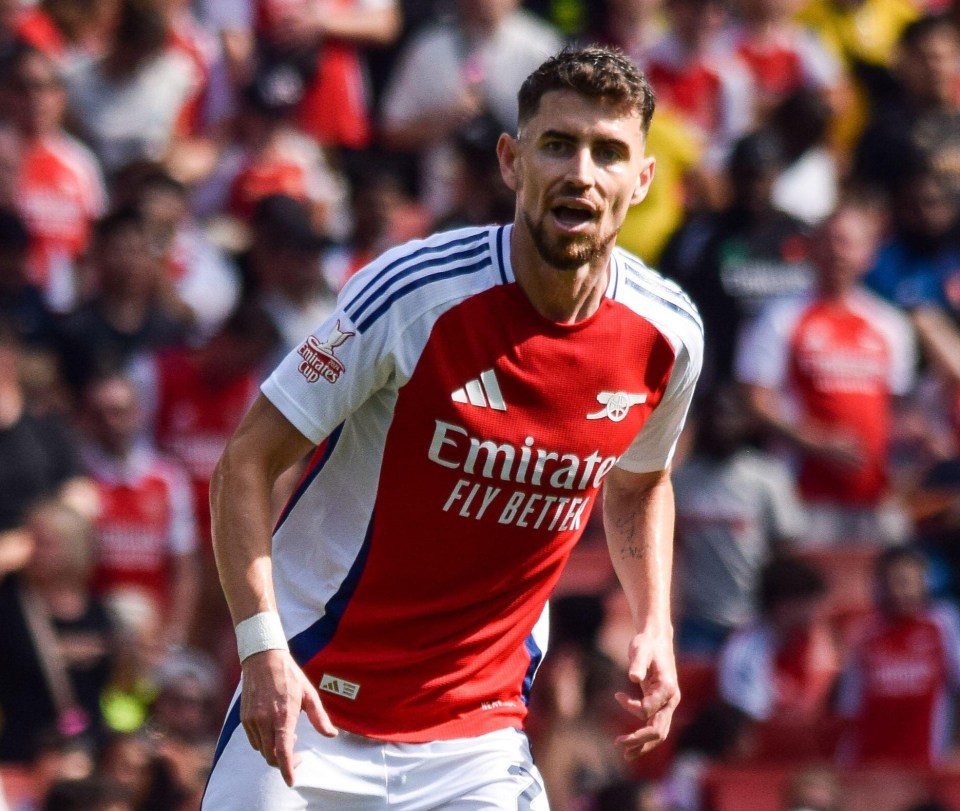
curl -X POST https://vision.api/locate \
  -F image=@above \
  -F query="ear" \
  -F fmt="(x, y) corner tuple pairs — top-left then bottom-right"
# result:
(497, 132), (521, 193)
(630, 156), (656, 206)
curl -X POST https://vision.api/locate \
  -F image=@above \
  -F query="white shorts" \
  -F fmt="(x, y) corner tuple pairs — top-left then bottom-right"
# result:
(201, 698), (550, 811)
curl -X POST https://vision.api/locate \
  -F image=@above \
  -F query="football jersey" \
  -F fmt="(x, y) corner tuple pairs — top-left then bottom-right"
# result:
(16, 133), (106, 291)
(148, 348), (260, 542)
(257, 225), (702, 742)
(838, 605), (960, 765)
(83, 443), (197, 609)
(736, 288), (915, 505)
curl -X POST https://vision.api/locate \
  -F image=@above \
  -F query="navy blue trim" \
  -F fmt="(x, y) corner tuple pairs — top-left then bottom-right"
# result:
(355, 259), (488, 333)
(274, 424), (344, 531)
(288, 513), (375, 666)
(521, 633), (544, 705)
(202, 695), (242, 803)
(610, 254), (619, 298)
(496, 225), (508, 285)
(620, 257), (704, 332)
(344, 233), (488, 321)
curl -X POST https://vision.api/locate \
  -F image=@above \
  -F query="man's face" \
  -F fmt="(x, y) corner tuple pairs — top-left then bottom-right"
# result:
(812, 208), (877, 291)
(10, 52), (66, 137)
(498, 90), (654, 271)
(83, 378), (141, 456)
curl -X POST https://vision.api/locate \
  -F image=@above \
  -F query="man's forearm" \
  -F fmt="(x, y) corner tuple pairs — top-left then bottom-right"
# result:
(602, 468), (675, 634)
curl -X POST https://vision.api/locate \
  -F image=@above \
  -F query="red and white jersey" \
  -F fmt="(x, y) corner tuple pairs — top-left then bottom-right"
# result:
(260, 225), (703, 741)
(736, 288), (915, 505)
(16, 133), (106, 290)
(725, 25), (840, 108)
(83, 443), (197, 609)
(141, 348), (260, 542)
(838, 605), (960, 765)
(642, 34), (753, 160)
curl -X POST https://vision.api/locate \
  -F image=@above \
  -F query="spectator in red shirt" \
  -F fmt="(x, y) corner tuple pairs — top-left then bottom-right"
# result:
(837, 545), (960, 766)
(736, 195), (917, 546)
(78, 373), (199, 649)
(0, 42), (106, 311)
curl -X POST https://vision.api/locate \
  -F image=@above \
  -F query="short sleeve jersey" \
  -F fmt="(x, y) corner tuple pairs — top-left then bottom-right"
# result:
(83, 444), (197, 609)
(736, 288), (915, 505)
(260, 225), (703, 742)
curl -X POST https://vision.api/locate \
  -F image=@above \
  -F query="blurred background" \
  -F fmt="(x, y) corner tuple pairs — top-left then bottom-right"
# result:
(2, 0), (960, 808)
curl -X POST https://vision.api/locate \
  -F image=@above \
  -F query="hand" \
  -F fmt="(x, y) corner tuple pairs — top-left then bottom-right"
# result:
(240, 649), (337, 786)
(810, 433), (866, 472)
(613, 630), (680, 760)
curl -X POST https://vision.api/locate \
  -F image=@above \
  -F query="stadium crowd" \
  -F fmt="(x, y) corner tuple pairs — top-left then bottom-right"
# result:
(1, 0), (960, 808)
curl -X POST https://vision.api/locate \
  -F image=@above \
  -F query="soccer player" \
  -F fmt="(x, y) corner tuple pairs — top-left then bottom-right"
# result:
(203, 46), (703, 809)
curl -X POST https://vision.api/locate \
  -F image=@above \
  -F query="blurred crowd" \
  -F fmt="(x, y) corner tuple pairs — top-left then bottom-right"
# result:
(1, 0), (960, 808)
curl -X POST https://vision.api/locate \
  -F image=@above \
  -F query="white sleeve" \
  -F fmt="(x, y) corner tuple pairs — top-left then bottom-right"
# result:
(718, 627), (774, 720)
(617, 321), (703, 473)
(734, 299), (802, 388)
(260, 265), (398, 445)
(882, 306), (917, 396)
(797, 28), (842, 88)
(166, 463), (198, 556)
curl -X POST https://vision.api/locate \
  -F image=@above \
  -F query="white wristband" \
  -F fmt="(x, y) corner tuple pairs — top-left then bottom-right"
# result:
(236, 611), (288, 663)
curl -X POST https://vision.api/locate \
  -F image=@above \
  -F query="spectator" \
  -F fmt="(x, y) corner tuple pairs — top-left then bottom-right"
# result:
(0, 43), (107, 312)
(660, 131), (814, 387)
(77, 372), (199, 649)
(96, 733), (153, 809)
(736, 196), (916, 546)
(66, 0), (202, 177)
(0, 500), (115, 763)
(768, 87), (839, 226)
(0, 325), (90, 550)
(723, 0), (845, 118)
(115, 163), (240, 340)
(0, 208), (57, 349)
(240, 194), (336, 350)
(673, 385), (804, 656)
(55, 209), (191, 395)
(380, 0), (562, 216)
(641, 0), (754, 166)
(193, 63), (348, 239)
(837, 545), (960, 766)
(718, 556), (839, 723)
(853, 14), (960, 199)
(202, 0), (401, 153)
(589, 0), (665, 63)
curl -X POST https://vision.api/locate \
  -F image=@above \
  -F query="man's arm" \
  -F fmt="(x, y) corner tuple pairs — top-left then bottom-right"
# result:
(602, 466), (680, 760)
(210, 394), (337, 787)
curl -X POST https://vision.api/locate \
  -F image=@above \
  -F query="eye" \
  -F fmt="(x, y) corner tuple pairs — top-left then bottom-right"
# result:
(541, 139), (572, 156)
(595, 144), (625, 164)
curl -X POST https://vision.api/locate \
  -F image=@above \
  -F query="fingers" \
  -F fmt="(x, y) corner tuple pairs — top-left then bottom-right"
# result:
(273, 714), (299, 787)
(301, 679), (339, 738)
(614, 686), (679, 760)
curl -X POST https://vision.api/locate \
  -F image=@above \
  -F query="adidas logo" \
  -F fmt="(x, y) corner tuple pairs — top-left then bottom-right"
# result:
(451, 369), (506, 411)
(319, 673), (360, 700)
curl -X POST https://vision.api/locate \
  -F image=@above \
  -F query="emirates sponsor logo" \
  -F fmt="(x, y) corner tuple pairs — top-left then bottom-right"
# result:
(297, 321), (354, 384)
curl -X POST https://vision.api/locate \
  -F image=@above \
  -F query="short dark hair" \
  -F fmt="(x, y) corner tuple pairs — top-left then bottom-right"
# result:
(899, 13), (958, 51)
(517, 46), (656, 135)
(92, 208), (145, 246)
(757, 556), (827, 614)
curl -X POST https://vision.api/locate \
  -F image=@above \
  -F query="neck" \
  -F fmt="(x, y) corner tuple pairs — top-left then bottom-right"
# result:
(510, 222), (611, 324)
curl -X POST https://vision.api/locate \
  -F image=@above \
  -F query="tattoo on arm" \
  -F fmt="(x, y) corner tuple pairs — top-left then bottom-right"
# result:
(617, 511), (645, 560)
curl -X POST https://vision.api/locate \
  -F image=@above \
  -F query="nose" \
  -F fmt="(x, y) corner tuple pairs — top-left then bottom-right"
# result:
(564, 146), (596, 189)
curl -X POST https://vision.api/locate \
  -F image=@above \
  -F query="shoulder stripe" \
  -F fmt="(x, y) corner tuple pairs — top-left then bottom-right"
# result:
(355, 258), (489, 333)
(343, 232), (489, 322)
(495, 225), (508, 285)
(620, 256), (703, 333)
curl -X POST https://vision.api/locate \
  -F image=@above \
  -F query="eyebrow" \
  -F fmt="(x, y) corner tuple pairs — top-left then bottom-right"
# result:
(537, 129), (632, 152)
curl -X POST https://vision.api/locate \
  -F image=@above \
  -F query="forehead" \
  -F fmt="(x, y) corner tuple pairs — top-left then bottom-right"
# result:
(521, 90), (644, 146)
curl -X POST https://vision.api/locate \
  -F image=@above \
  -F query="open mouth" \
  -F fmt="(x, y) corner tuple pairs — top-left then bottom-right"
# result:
(551, 205), (596, 229)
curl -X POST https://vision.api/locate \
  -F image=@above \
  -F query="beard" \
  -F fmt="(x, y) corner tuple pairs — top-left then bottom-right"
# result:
(522, 210), (615, 272)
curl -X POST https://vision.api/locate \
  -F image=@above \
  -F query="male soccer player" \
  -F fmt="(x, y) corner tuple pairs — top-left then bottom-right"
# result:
(202, 46), (703, 810)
